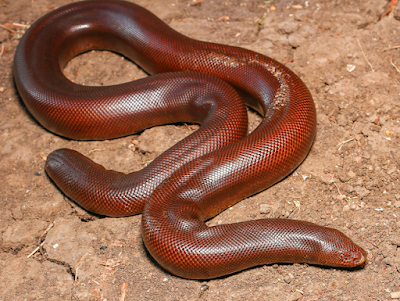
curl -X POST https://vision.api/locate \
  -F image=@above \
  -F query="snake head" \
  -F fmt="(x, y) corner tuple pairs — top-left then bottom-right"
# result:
(315, 227), (367, 268)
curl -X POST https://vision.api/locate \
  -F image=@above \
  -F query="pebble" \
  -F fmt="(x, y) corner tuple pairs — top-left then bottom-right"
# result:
(391, 291), (400, 299)
(370, 124), (381, 132)
(338, 173), (350, 183)
(354, 156), (363, 163)
(343, 184), (355, 193)
(288, 25), (316, 47)
(347, 170), (356, 178)
(387, 166), (397, 175)
(288, 33), (304, 48)
(259, 204), (271, 214)
(390, 235), (400, 246)
(337, 114), (348, 126)
(354, 186), (370, 198)
(324, 74), (337, 85)
(320, 173), (335, 184)
(260, 28), (289, 46)
(277, 22), (299, 34)
(294, 10), (308, 21)
(283, 274), (293, 283)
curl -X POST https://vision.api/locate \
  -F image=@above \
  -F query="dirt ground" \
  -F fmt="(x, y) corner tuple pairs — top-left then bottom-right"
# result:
(1, 0), (400, 300)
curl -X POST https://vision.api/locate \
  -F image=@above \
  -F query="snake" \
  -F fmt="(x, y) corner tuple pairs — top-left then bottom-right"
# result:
(13, 0), (366, 279)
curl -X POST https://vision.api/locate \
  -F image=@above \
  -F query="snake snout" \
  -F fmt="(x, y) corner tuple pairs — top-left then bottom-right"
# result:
(316, 228), (367, 268)
(45, 149), (67, 170)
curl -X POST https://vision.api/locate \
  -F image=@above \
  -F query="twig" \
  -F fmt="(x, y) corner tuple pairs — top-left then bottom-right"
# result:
(0, 44), (4, 60)
(87, 148), (102, 154)
(381, 0), (397, 19)
(257, 13), (267, 31)
(357, 38), (374, 72)
(337, 137), (355, 150)
(333, 183), (344, 197)
(363, 238), (378, 248)
(391, 151), (400, 166)
(119, 283), (128, 301)
(12, 22), (30, 28)
(27, 242), (45, 258)
(214, 16), (230, 22)
(75, 252), (90, 281)
(38, 222), (54, 255)
(381, 45), (400, 52)
(391, 57), (400, 74)
(39, 222), (54, 242)
(0, 23), (15, 33)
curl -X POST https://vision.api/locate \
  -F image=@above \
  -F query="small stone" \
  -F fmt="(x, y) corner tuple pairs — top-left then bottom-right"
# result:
(387, 166), (397, 175)
(363, 153), (371, 159)
(347, 171), (356, 178)
(368, 114), (378, 123)
(391, 291), (400, 299)
(337, 114), (348, 126)
(394, 201), (400, 208)
(343, 205), (350, 212)
(320, 173), (335, 184)
(338, 173), (350, 183)
(336, 114), (347, 126)
(370, 124), (381, 132)
(383, 257), (395, 266)
(389, 235), (400, 246)
(324, 74), (337, 85)
(354, 186), (370, 198)
(259, 204), (271, 214)
(343, 184), (355, 193)
(277, 22), (299, 34)
(288, 33), (305, 47)
(288, 25), (315, 47)
(11, 206), (23, 220)
(395, 194), (400, 201)
(354, 157), (363, 163)
(260, 28), (289, 45)
(294, 10), (308, 21)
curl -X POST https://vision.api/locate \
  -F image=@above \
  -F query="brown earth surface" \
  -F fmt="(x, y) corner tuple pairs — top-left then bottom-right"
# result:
(1, 0), (400, 300)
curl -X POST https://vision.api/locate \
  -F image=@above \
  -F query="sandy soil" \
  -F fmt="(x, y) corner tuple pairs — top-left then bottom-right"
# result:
(1, 0), (400, 300)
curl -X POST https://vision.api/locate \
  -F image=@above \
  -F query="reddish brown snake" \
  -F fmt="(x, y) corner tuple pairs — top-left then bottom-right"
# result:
(13, 0), (366, 279)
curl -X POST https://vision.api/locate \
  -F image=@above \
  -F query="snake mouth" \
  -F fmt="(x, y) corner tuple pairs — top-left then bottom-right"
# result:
(354, 249), (367, 267)
(337, 247), (367, 268)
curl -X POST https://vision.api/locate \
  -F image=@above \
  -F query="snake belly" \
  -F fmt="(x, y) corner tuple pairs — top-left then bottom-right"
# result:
(13, 0), (366, 279)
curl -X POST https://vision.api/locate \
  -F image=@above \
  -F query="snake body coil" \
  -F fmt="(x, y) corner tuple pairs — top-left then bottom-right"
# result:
(14, 0), (366, 279)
